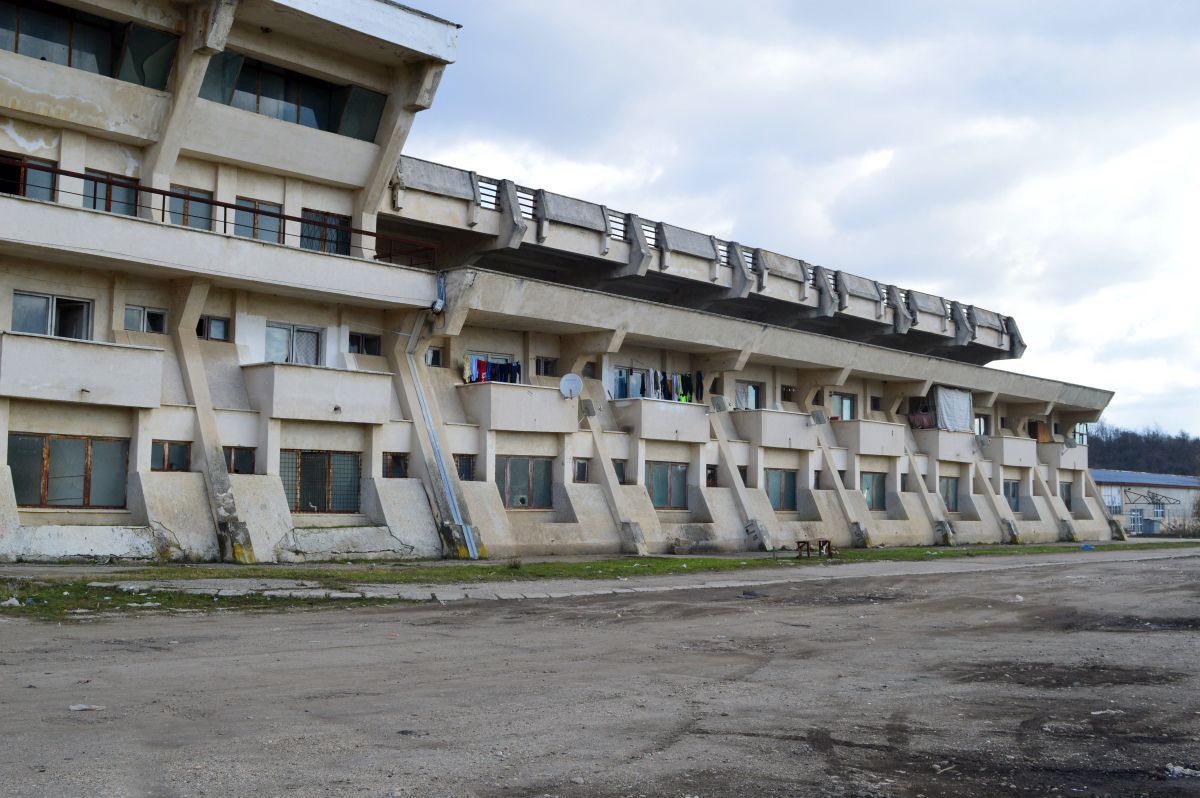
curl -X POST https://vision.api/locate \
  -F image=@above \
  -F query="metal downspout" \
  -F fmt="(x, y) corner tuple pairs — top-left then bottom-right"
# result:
(405, 310), (479, 559)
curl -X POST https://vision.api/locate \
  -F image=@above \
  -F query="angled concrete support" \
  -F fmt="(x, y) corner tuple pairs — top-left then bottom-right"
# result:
(796, 367), (851, 413)
(882, 379), (931, 420)
(583, 413), (647, 555)
(726, 242), (754, 300)
(609, 213), (651, 279)
(709, 411), (775, 550)
(560, 328), (626, 375)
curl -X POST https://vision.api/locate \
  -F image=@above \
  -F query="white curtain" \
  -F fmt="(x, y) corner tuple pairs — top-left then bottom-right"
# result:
(934, 387), (972, 432)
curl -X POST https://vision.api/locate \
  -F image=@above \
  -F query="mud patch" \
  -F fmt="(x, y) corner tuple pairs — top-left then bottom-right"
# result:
(765, 590), (909, 607)
(1020, 609), (1200, 633)
(947, 660), (1186, 689)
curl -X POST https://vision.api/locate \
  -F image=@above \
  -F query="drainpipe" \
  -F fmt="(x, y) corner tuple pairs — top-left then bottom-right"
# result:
(404, 311), (479, 559)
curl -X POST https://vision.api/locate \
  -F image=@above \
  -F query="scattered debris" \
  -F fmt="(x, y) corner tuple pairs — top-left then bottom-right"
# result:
(1, 597), (20, 607)
(68, 704), (105, 712)
(1090, 709), (1124, 716)
(1166, 764), (1200, 778)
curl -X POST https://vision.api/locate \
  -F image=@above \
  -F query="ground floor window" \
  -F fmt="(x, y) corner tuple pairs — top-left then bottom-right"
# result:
(1003, 479), (1020, 512)
(647, 461), (687, 509)
(223, 446), (255, 475)
(1152, 502), (1165, 520)
(151, 440), (190, 472)
(939, 476), (960, 513)
(573, 458), (589, 484)
(612, 459), (627, 485)
(1128, 508), (1144, 534)
(383, 452), (408, 478)
(454, 454), (476, 481)
(861, 471), (887, 511)
(1101, 485), (1121, 515)
(280, 450), (360, 513)
(765, 468), (797, 511)
(1059, 482), (1073, 512)
(8, 433), (128, 508)
(496, 456), (553, 509)
(349, 332), (381, 356)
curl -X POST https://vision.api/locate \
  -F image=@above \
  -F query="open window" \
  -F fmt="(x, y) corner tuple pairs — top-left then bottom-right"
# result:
(124, 305), (167, 334)
(12, 292), (91, 339)
(196, 315), (230, 342)
(831, 392), (856, 421)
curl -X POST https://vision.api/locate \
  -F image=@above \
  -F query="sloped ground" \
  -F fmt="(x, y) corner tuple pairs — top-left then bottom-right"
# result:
(1, 551), (1198, 797)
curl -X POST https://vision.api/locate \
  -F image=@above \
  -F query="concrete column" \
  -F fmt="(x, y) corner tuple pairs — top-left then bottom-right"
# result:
(0, 398), (10, 461)
(258, 417), (281, 476)
(283, 178), (304, 248)
(351, 210), (377, 259)
(477, 428), (496, 483)
(214, 163), (238, 235)
(57, 130), (86, 208)
(630, 438), (647, 486)
(367, 425), (385, 480)
(129, 408), (154, 474)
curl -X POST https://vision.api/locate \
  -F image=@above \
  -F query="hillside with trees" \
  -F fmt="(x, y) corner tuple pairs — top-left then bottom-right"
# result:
(1088, 422), (1200, 476)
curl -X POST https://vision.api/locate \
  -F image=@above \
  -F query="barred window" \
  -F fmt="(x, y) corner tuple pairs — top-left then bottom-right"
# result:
(454, 454), (475, 482)
(280, 450), (360, 513)
(383, 452), (408, 478)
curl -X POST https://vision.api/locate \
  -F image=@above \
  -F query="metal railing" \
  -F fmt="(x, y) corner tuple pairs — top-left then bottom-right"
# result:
(1, 156), (438, 269)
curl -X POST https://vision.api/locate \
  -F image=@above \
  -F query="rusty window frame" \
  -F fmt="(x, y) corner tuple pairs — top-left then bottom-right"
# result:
(223, 446), (255, 475)
(233, 196), (283, 243)
(279, 449), (361, 513)
(168, 184), (213, 230)
(382, 452), (408, 479)
(7, 432), (128, 508)
(150, 440), (190, 472)
(453, 454), (475, 482)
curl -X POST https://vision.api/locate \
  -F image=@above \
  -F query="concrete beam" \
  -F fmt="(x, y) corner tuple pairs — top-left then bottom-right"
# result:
(560, 328), (626, 375)
(796, 367), (851, 412)
(882, 379), (931, 420)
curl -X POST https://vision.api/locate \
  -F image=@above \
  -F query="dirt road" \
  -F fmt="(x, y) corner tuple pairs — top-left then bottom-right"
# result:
(2, 551), (1198, 797)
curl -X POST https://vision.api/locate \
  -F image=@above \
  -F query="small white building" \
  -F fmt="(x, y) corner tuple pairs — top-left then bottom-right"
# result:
(1091, 470), (1200, 535)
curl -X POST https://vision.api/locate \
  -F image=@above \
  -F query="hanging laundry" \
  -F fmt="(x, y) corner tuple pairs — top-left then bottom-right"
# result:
(695, 370), (704, 401)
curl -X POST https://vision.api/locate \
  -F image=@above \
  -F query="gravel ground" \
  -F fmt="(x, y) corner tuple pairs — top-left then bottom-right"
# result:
(1, 551), (1198, 797)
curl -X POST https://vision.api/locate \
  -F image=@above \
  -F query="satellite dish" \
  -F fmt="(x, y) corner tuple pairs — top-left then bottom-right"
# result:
(559, 373), (584, 399)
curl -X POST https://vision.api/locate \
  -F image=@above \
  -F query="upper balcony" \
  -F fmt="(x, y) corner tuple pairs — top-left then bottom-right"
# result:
(729, 409), (818, 451)
(982, 435), (1038, 468)
(242, 363), (392, 424)
(610, 399), (710, 444)
(831, 419), (906, 458)
(457, 382), (578, 434)
(0, 333), (162, 408)
(0, 164), (439, 307)
(912, 428), (977, 464)
(1037, 442), (1089, 472)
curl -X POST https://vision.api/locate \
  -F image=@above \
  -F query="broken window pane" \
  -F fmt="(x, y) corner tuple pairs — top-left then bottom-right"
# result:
(199, 49), (243, 104)
(117, 24), (176, 90)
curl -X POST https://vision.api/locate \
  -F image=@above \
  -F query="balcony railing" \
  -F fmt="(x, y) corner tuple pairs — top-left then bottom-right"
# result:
(0, 156), (437, 268)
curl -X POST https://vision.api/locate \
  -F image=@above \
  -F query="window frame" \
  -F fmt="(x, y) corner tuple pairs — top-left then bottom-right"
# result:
(83, 168), (138, 215)
(233, 196), (284, 243)
(348, 331), (382, 356)
(938, 476), (960, 513)
(1058, 481), (1073, 512)
(299, 208), (351, 255)
(382, 452), (409, 479)
(124, 304), (167, 334)
(223, 446), (255, 475)
(973, 414), (992, 436)
(611, 459), (627, 485)
(765, 468), (798, 511)
(573, 457), (589, 484)
(495, 455), (554, 509)
(831, 392), (857, 421)
(150, 440), (191, 473)
(424, 346), (445, 367)
(1003, 479), (1021, 512)
(535, 356), (559, 378)
(7, 432), (129, 508)
(266, 321), (323, 366)
(12, 291), (92, 340)
(0, 151), (56, 200)
(735, 380), (765, 410)
(861, 471), (887, 511)
(279, 448), (361, 514)
(196, 315), (231, 342)
(646, 461), (688, 510)
(454, 454), (476, 482)
(614, 365), (648, 400)
(168, 185), (213, 230)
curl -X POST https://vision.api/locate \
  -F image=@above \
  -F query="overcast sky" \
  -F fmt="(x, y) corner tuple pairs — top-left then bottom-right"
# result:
(406, 1), (1200, 435)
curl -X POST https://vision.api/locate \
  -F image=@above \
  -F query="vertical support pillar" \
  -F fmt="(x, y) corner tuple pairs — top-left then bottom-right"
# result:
(57, 130), (86, 208)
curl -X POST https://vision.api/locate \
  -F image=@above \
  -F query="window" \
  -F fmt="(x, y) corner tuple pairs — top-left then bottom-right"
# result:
(466, 351), (517, 383)
(939, 476), (960, 513)
(300, 209), (351, 255)
(1101, 485), (1121, 515)
(0, 152), (55, 200)
(454, 454), (476, 482)
(1152, 502), (1165, 520)
(612, 459), (627, 485)
(223, 446), (255, 475)
(83, 170), (137, 215)
(973, 414), (991, 436)
(735, 381), (764, 410)
(831, 392), (856, 420)
(382, 452), (408, 479)
(999, 416), (1008, 432)
(280, 449), (360, 513)
(496, 456), (553, 509)
(1003, 480), (1020, 512)
(535, 356), (558, 377)
(169, 186), (212, 230)
(233, 197), (283, 243)
(150, 440), (190, 472)
(8, 433), (128, 508)
(196, 315), (230, 341)
(266, 323), (321, 366)
(348, 332), (381, 356)
(706, 464), (719, 488)
(1072, 424), (1089, 446)
(646, 461), (687, 509)
(614, 366), (647, 399)
(573, 458), (589, 484)
(0, 2), (177, 88)
(581, 361), (596, 379)
(738, 465), (749, 485)
(765, 469), (798, 511)
(124, 305), (166, 334)
(200, 51), (387, 142)
(1128, 508), (1144, 534)
(424, 346), (444, 367)
(813, 469), (823, 489)
(12, 292), (91, 339)
(870, 395), (882, 412)
(780, 385), (797, 403)
(861, 472), (887, 511)
(1058, 482), (1073, 512)
(1053, 422), (1061, 437)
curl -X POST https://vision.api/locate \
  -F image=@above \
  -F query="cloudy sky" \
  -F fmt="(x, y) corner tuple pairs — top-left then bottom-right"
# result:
(406, 1), (1200, 434)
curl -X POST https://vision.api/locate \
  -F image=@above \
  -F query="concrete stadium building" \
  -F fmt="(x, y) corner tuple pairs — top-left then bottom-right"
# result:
(0, 0), (1118, 562)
